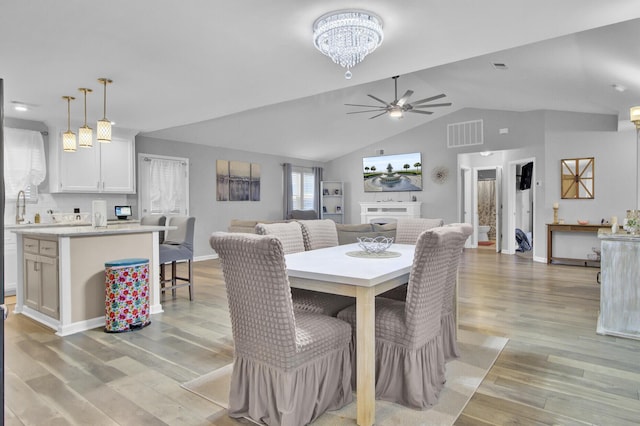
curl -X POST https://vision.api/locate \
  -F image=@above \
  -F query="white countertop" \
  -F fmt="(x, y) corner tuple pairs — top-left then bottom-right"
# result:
(11, 224), (168, 237)
(5, 219), (140, 230)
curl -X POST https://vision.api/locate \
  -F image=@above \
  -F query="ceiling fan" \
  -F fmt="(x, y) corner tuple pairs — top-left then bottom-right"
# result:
(345, 75), (452, 119)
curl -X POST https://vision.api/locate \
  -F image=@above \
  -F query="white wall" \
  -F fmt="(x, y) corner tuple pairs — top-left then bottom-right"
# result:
(544, 127), (636, 259)
(135, 136), (322, 258)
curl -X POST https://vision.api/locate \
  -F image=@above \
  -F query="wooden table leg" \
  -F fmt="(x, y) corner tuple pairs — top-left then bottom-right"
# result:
(356, 286), (375, 426)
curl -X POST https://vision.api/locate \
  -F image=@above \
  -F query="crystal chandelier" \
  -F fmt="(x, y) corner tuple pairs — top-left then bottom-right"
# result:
(313, 10), (383, 79)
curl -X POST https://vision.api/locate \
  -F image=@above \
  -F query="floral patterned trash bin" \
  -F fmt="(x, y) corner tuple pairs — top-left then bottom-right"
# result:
(104, 258), (151, 333)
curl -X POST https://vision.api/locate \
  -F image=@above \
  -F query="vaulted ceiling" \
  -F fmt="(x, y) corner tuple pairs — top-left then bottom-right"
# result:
(2, 1), (640, 161)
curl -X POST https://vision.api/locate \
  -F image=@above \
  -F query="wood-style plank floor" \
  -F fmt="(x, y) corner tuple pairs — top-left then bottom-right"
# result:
(4, 248), (640, 425)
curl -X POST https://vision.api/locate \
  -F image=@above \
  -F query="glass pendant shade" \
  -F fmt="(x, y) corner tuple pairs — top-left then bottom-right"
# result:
(97, 118), (112, 142)
(97, 78), (113, 142)
(631, 106), (640, 129)
(79, 125), (93, 147)
(62, 95), (77, 152)
(78, 87), (93, 147)
(63, 130), (77, 152)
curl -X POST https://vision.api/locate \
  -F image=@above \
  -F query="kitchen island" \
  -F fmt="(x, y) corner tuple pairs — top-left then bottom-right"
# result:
(597, 229), (640, 340)
(13, 224), (168, 336)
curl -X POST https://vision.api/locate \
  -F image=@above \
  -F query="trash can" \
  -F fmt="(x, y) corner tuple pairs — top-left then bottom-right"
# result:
(104, 258), (151, 332)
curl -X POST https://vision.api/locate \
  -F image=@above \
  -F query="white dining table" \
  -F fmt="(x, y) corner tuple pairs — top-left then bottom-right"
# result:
(285, 243), (416, 426)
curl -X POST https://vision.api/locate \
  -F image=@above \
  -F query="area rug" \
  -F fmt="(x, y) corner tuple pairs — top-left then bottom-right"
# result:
(181, 329), (508, 425)
(477, 241), (495, 246)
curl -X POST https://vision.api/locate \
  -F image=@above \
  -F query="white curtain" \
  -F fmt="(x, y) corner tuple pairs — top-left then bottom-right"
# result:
(3, 128), (46, 198)
(149, 157), (186, 214)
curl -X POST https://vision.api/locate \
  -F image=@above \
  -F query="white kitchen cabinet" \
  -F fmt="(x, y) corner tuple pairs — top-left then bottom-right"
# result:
(23, 237), (59, 319)
(49, 127), (137, 193)
(4, 230), (17, 295)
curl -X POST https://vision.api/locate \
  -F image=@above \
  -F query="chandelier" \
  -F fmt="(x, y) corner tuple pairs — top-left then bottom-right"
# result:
(313, 10), (383, 80)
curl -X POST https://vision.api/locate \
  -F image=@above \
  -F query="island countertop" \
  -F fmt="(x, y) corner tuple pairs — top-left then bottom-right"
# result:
(11, 224), (169, 237)
(597, 229), (640, 241)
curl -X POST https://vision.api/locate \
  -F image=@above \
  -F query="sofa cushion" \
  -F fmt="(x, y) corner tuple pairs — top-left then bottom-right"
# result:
(335, 224), (375, 245)
(372, 223), (398, 241)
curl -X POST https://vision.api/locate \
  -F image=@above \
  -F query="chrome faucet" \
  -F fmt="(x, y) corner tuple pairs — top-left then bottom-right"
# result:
(16, 190), (26, 224)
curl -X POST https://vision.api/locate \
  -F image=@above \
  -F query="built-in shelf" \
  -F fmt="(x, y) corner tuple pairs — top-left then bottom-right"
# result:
(321, 181), (344, 223)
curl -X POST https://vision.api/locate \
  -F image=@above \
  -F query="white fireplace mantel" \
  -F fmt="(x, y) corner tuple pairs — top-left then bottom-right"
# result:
(360, 201), (422, 224)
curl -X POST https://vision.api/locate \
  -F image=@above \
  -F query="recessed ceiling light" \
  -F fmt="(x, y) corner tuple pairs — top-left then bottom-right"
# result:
(491, 62), (508, 70)
(612, 84), (626, 92)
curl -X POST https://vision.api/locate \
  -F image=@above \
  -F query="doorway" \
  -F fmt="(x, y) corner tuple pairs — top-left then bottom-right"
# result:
(472, 166), (502, 252)
(505, 158), (535, 256)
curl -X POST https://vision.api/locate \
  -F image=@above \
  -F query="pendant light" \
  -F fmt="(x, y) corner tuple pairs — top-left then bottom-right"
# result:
(78, 87), (93, 147)
(97, 77), (113, 142)
(62, 95), (76, 152)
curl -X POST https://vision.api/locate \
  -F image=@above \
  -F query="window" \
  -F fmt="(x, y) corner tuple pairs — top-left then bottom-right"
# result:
(291, 167), (316, 210)
(138, 154), (189, 217)
(3, 128), (46, 203)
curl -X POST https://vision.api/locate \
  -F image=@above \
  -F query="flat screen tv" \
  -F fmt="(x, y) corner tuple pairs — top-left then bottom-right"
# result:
(363, 152), (422, 192)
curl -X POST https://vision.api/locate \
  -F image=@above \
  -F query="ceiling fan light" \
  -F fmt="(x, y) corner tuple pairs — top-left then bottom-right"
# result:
(389, 108), (403, 118)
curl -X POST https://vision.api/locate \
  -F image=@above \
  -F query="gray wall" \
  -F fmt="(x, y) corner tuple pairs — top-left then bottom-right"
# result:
(324, 108), (627, 262)
(135, 136), (322, 259)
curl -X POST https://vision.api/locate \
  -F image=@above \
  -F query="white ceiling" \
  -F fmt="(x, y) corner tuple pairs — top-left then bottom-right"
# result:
(2, 1), (640, 161)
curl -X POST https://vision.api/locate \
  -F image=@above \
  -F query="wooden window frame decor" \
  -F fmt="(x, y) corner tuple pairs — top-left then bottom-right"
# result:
(561, 157), (594, 199)
(216, 160), (261, 201)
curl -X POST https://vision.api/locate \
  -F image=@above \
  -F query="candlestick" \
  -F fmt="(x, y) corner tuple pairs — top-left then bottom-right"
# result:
(553, 206), (559, 224)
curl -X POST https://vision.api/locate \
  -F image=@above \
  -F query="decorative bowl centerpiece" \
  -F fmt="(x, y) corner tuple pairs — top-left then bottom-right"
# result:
(357, 236), (394, 254)
(577, 219), (589, 225)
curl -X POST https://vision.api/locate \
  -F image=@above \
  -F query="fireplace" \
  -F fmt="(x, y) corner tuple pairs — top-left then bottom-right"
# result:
(359, 201), (422, 224)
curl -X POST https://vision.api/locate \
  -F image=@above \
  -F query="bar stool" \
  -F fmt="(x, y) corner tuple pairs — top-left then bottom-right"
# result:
(159, 216), (195, 300)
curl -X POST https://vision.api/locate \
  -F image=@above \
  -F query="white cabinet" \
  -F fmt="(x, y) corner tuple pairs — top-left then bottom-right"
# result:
(23, 237), (59, 319)
(321, 181), (344, 224)
(4, 230), (17, 295)
(49, 127), (137, 193)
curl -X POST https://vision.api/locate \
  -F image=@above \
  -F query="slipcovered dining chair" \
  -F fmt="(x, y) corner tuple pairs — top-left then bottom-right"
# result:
(337, 227), (461, 409)
(441, 223), (473, 361)
(298, 219), (339, 251)
(140, 214), (167, 243)
(395, 217), (445, 244)
(256, 222), (354, 316)
(209, 232), (353, 426)
(159, 216), (195, 300)
(380, 217), (445, 301)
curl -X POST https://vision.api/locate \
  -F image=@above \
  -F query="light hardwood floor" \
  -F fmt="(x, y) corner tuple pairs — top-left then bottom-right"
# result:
(4, 249), (640, 425)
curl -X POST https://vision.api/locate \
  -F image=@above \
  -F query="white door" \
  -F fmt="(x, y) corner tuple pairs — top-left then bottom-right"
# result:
(495, 166), (503, 253)
(138, 154), (189, 218)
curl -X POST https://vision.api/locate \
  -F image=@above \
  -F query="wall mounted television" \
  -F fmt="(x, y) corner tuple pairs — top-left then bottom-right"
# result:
(362, 152), (422, 192)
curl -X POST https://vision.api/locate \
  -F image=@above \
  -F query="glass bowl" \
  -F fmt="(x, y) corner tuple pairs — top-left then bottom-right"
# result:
(357, 236), (394, 253)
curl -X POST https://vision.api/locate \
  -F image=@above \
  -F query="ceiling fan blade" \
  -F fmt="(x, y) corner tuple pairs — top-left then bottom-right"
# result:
(410, 94), (447, 105)
(368, 94), (392, 107)
(345, 103), (388, 108)
(369, 111), (389, 119)
(346, 109), (387, 114)
(407, 110), (434, 115)
(413, 102), (452, 108)
(396, 90), (414, 107)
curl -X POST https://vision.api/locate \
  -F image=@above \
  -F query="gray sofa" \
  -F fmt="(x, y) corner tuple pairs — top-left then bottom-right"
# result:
(228, 219), (398, 244)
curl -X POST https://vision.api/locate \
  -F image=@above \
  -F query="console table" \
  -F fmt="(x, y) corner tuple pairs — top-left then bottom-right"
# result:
(360, 201), (421, 224)
(546, 223), (609, 266)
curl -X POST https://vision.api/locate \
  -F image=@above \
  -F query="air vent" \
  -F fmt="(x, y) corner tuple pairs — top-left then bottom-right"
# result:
(447, 119), (484, 148)
(491, 62), (508, 70)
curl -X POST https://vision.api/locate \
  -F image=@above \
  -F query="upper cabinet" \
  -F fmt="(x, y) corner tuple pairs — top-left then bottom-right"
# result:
(49, 127), (137, 194)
